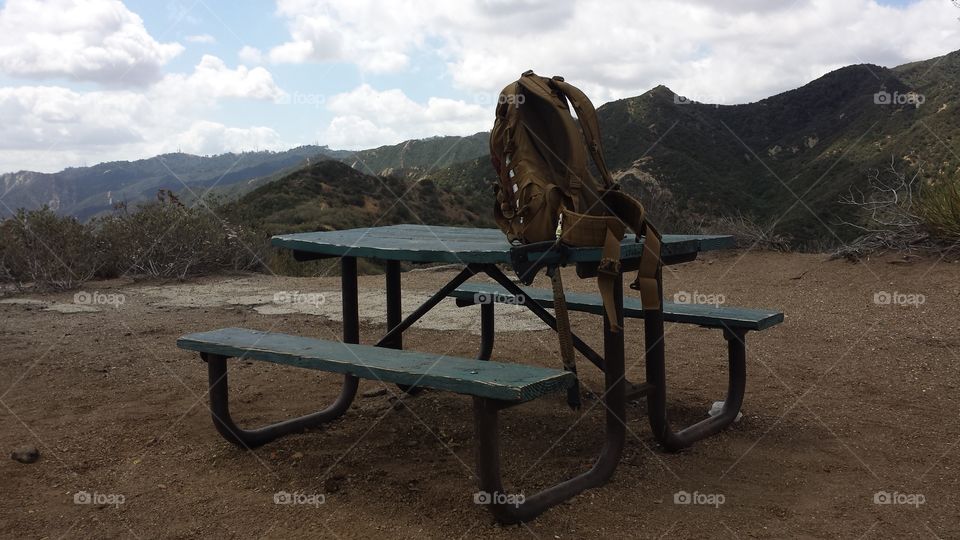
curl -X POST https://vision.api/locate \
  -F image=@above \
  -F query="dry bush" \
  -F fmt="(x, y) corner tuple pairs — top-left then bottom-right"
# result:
(95, 193), (269, 279)
(616, 165), (714, 235)
(0, 207), (100, 290)
(705, 212), (792, 251)
(835, 158), (959, 260)
(0, 192), (270, 289)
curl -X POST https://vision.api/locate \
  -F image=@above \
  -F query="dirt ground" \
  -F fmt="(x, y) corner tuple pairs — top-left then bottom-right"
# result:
(1, 250), (959, 539)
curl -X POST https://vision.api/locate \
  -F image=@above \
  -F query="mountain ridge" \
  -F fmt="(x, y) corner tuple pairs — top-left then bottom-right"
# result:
(4, 49), (958, 245)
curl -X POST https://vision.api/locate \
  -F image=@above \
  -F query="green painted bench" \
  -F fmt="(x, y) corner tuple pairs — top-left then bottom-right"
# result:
(449, 283), (783, 331)
(448, 282), (783, 453)
(177, 326), (577, 447)
(177, 326), (606, 524)
(177, 327), (574, 403)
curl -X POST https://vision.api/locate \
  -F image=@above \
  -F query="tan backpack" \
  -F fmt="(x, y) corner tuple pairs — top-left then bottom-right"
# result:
(490, 71), (663, 405)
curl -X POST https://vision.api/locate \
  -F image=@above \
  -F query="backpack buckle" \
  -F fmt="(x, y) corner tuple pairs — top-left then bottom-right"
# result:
(510, 240), (568, 285)
(552, 75), (565, 82)
(522, 69), (535, 77)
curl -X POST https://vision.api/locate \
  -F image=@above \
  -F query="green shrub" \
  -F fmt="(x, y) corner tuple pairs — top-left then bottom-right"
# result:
(918, 176), (960, 243)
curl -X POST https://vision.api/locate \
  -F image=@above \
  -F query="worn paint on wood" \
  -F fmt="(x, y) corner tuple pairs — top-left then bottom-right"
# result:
(177, 328), (574, 402)
(271, 224), (734, 264)
(451, 284), (784, 331)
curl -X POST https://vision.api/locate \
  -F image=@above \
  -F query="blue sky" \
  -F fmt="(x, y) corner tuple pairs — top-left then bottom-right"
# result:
(0, 0), (957, 173)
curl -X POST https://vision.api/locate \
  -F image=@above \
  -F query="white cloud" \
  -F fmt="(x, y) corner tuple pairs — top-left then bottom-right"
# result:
(268, 0), (427, 72)
(155, 55), (287, 102)
(266, 0), (960, 104)
(4, 0), (960, 174)
(171, 121), (283, 156)
(0, 86), (147, 150)
(238, 45), (265, 65)
(0, 0), (184, 86)
(185, 34), (216, 44)
(268, 39), (316, 64)
(320, 84), (489, 149)
(0, 56), (288, 172)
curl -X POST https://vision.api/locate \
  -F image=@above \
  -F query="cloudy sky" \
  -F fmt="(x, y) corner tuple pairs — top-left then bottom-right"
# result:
(0, 0), (958, 174)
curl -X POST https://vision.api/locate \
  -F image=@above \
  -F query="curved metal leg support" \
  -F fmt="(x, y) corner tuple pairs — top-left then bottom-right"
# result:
(203, 354), (359, 448)
(646, 322), (747, 452)
(472, 274), (626, 524)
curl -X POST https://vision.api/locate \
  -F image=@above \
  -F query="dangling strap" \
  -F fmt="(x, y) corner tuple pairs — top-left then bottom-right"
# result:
(631, 221), (662, 311)
(561, 191), (664, 332)
(550, 268), (581, 409)
(597, 226), (625, 332)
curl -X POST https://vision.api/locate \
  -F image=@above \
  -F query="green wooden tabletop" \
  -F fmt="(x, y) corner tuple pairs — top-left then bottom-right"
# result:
(271, 224), (734, 264)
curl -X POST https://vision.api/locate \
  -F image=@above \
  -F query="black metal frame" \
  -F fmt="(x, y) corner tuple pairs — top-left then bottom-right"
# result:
(472, 273), (626, 523)
(458, 276), (749, 452)
(192, 252), (745, 522)
(645, 323), (747, 451)
(196, 257), (365, 448)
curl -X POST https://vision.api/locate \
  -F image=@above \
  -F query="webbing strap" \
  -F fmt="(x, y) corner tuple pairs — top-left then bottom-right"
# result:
(632, 222), (662, 310)
(550, 78), (615, 188)
(516, 73), (585, 203)
(549, 78), (665, 316)
(551, 270), (581, 409)
(505, 72), (664, 333)
(597, 227), (624, 333)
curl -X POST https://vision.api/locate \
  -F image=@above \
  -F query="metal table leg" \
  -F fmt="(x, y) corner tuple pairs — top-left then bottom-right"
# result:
(384, 260), (402, 349)
(646, 323), (748, 452)
(202, 353), (358, 448)
(472, 273), (627, 523)
(477, 302), (494, 360)
(375, 265), (479, 347)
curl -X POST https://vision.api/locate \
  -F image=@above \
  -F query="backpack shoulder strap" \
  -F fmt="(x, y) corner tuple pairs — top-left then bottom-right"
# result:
(550, 77), (664, 312)
(549, 77), (615, 188)
(515, 70), (585, 201)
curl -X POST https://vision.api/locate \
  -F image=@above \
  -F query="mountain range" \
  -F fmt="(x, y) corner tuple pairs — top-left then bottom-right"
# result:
(3, 49), (958, 244)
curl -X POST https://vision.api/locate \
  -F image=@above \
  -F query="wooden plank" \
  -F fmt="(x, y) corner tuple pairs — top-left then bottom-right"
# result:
(177, 328), (574, 402)
(451, 283), (784, 331)
(270, 224), (734, 265)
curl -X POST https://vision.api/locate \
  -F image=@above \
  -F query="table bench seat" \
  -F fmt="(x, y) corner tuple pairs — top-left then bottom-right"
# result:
(450, 283), (784, 331)
(447, 280), (782, 459)
(177, 327), (575, 402)
(177, 325), (596, 524)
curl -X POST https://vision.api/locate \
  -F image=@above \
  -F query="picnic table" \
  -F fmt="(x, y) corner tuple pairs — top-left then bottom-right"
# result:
(178, 224), (783, 523)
